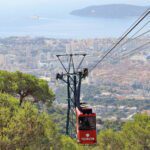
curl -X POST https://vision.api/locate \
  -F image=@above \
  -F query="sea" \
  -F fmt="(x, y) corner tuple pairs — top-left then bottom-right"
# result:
(0, 14), (143, 39)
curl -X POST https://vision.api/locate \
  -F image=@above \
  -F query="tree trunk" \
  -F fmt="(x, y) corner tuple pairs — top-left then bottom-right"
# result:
(19, 95), (24, 106)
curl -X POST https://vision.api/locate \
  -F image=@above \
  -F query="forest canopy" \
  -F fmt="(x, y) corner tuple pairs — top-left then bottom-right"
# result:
(0, 70), (55, 105)
(0, 70), (150, 150)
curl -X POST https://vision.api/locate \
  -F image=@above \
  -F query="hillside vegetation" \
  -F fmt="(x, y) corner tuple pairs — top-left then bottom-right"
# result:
(0, 70), (150, 150)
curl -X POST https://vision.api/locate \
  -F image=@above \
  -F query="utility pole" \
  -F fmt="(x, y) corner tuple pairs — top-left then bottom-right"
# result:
(56, 54), (88, 137)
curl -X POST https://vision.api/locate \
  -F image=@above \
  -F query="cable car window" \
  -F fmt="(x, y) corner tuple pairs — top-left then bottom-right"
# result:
(79, 116), (96, 130)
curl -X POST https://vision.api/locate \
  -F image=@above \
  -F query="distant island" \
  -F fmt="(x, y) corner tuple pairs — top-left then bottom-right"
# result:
(70, 4), (149, 18)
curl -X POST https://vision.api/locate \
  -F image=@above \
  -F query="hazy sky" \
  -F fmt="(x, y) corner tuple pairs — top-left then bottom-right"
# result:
(0, 0), (149, 10)
(0, 0), (149, 5)
(0, 0), (149, 17)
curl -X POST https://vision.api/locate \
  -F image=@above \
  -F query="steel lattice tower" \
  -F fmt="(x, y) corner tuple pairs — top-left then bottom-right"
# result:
(56, 54), (88, 137)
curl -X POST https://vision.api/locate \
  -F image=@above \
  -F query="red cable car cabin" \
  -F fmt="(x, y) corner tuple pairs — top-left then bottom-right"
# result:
(76, 107), (97, 144)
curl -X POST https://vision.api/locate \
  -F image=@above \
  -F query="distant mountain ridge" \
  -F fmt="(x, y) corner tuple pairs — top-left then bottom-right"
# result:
(70, 4), (149, 18)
